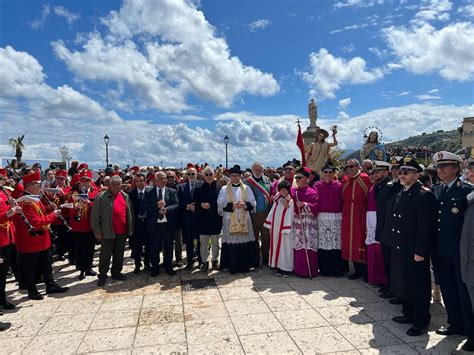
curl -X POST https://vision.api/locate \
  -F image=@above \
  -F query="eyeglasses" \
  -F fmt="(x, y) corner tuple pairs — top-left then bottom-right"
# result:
(166, 176), (175, 179)
(204, 173), (214, 176)
(158, 177), (167, 180)
(187, 173), (196, 176)
(295, 176), (303, 180)
(398, 170), (415, 175)
(345, 165), (356, 169)
(322, 170), (333, 174)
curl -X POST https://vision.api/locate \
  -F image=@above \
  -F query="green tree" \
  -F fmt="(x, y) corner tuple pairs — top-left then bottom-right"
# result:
(8, 135), (25, 163)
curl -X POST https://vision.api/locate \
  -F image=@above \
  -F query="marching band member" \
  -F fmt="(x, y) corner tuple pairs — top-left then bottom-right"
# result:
(11, 171), (69, 300)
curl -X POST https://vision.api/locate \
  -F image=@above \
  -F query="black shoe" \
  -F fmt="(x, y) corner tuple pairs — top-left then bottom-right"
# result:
(28, 291), (43, 300)
(212, 260), (218, 269)
(378, 286), (389, 294)
(46, 284), (69, 294)
(406, 325), (428, 336)
(85, 269), (97, 276)
(18, 282), (27, 291)
(133, 266), (140, 274)
(57, 255), (65, 261)
(144, 265), (152, 271)
(165, 269), (176, 276)
(175, 260), (183, 267)
(79, 272), (85, 280)
(150, 270), (159, 277)
(362, 276), (368, 283)
(0, 322), (11, 332)
(201, 262), (209, 271)
(462, 338), (474, 352)
(435, 326), (464, 336)
(1, 300), (15, 310)
(389, 297), (403, 305)
(348, 273), (362, 280)
(380, 292), (394, 299)
(184, 263), (194, 270)
(112, 273), (126, 281)
(393, 315), (413, 324)
(97, 276), (107, 286)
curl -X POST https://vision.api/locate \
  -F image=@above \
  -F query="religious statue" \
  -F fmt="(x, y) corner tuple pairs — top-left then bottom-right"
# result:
(308, 98), (318, 127)
(360, 130), (386, 161)
(305, 125), (338, 174)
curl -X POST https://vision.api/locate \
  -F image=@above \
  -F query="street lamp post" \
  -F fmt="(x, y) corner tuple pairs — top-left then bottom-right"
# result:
(224, 135), (229, 169)
(104, 134), (110, 168)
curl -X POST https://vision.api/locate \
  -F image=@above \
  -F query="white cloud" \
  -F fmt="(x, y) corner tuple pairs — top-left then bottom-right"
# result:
(29, 4), (50, 30)
(52, 6), (80, 26)
(334, 0), (384, 9)
(427, 88), (439, 94)
(416, 94), (441, 100)
(413, 0), (452, 24)
(341, 44), (355, 53)
(300, 48), (384, 99)
(339, 98), (352, 109)
(247, 19), (271, 32)
(368, 47), (388, 59)
(397, 91), (412, 96)
(337, 111), (350, 120)
(52, 0), (279, 113)
(213, 111), (299, 123)
(330, 23), (369, 34)
(383, 22), (474, 81)
(458, 4), (474, 18)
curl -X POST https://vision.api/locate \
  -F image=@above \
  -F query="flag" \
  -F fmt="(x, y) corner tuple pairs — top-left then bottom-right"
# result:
(296, 123), (306, 167)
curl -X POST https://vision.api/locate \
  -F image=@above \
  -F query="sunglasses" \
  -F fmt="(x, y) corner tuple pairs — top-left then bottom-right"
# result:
(345, 165), (356, 169)
(204, 173), (214, 176)
(166, 176), (175, 179)
(295, 176), (304, 180)
(398, 170), (415, 175)
(187, 173), (196, 176)
(322, 170), (333, 174)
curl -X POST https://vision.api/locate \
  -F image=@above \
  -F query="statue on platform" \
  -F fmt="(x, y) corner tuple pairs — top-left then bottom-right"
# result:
(360, 128), (386, 161)
(306, 126), (338, 175)
(308, 98), (318, 127)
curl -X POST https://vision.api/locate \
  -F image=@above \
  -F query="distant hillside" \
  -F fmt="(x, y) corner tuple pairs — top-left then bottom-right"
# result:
(345, 128), (462, 161)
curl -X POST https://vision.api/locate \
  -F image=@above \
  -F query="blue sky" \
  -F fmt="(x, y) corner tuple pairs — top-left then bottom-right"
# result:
(1, 0), (473, 168)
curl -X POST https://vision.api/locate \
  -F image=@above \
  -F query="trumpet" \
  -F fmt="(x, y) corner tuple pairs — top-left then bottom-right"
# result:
(74, 194), (90, 221)
(40, 190), (72, 232)
(0, 186), (34, 232)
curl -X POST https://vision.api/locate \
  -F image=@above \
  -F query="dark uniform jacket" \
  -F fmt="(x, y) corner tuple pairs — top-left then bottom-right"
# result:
(374, 177), (400, 245)
(144, 186), (179, 234)
(431, 178), (473, 258)
(379, 180), (402, 246)
(461, 191), (474, 286)
(390, 182), (437, 302)
(193, 181), (222, 235)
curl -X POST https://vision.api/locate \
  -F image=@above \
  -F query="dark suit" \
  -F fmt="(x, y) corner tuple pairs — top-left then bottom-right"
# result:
(144, 185), (179, 272)
(431, 179), (473, 336)
(177, 181), (203, 265)
(129, 188), (150, 268)
(389, 182), (437, 327)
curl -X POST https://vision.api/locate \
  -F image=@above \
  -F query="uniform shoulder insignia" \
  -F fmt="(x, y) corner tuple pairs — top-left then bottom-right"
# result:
(387, 181), (393, 186)
(421, 186), (430, 192)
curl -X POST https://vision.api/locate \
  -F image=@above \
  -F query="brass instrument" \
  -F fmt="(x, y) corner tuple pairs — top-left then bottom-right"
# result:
(74, 194), (90, 221)
(40, 190), (72, 232)
(0, 186), (34, 232)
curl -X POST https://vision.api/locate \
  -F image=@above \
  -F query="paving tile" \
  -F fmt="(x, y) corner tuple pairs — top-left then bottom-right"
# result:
(91, 309), (140, 330)
(273, 308), (329, 330)
(0, 316), (49, 339)
(11, 301), (60, 319)
(231, 312), (283, 335)
(134, 322), (186, 348)
(219, 286), (260, 300)
(411, 337), (466, 353)
(319, 277), (369, 292)
(139, 305), (183, 325)
(24, 331), (85, 353)
(359, 301), (403, 321)
(186, 317), (242, 353)
(100, 295), (144, 311)
(341, 287), (385, 306)
(254, 283), (297, 297)
(39, 313), (95, 334)
(182, 288), (221, 305)
(378, 319), (444, 344)
(83, 349), (132, 355)
(225, 297), (272, 316)
(289, 327), (356, 353)
(78, 326), (136, 353)
(54, 299), (103, 315)
(285, 279), (333, 294)
(240, 331), (301, 354)
(132, 343), (187, 354)
(334, 322), (405, 349)
(0, 336), (32, 353)
(317, 304), (373, 325)
(184, 301), (229, 321)
(263, 294), (311, 312)
(142, 292), (181, 308)
(302, 291), (350, 308)
(359, 343), (419, 354)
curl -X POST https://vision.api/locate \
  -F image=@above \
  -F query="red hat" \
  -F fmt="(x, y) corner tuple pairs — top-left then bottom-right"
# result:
(111, 171), (120, 176)
(146, 173), (155, 183)
(12, 184), (24, 199)
(23, 171), (42, 185)
(56, 169), (67, 179)
(70, 174), (81, 186)
(79, 170), (93, 180)
(78, 163), (89, 171)
(130, 166), (140, 173)
(187, 163), (195, 169)
(0, 168), (7, 177)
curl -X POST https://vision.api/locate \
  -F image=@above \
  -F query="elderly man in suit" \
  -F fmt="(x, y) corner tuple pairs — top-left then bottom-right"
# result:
(144, 171), (179, 277)
(178, 167), (203, 270)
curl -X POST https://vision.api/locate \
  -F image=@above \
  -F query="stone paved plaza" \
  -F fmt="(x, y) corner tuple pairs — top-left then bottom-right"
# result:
(1, 249), (470, 354)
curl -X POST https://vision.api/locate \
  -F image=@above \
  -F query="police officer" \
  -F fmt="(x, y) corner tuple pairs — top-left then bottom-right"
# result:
(389, 157), (437, 336)
(431, 151), (474, 351)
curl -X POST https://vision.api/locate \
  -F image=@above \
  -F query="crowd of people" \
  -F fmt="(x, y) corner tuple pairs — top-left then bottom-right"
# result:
(0, 150), (474, 352)
(385, 146), (433, 160)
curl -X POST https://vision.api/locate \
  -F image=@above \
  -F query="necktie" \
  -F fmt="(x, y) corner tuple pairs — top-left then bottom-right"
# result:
(139, 191), (143, 200)
(190, 183), (194, 197)
(158, 188), (163, 201)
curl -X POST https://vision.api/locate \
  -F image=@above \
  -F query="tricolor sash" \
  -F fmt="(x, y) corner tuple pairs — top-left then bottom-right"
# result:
(247, 176), (271, 203)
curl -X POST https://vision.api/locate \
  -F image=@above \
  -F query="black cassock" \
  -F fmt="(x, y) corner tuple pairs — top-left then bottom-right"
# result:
(389, 181), (437, 303)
